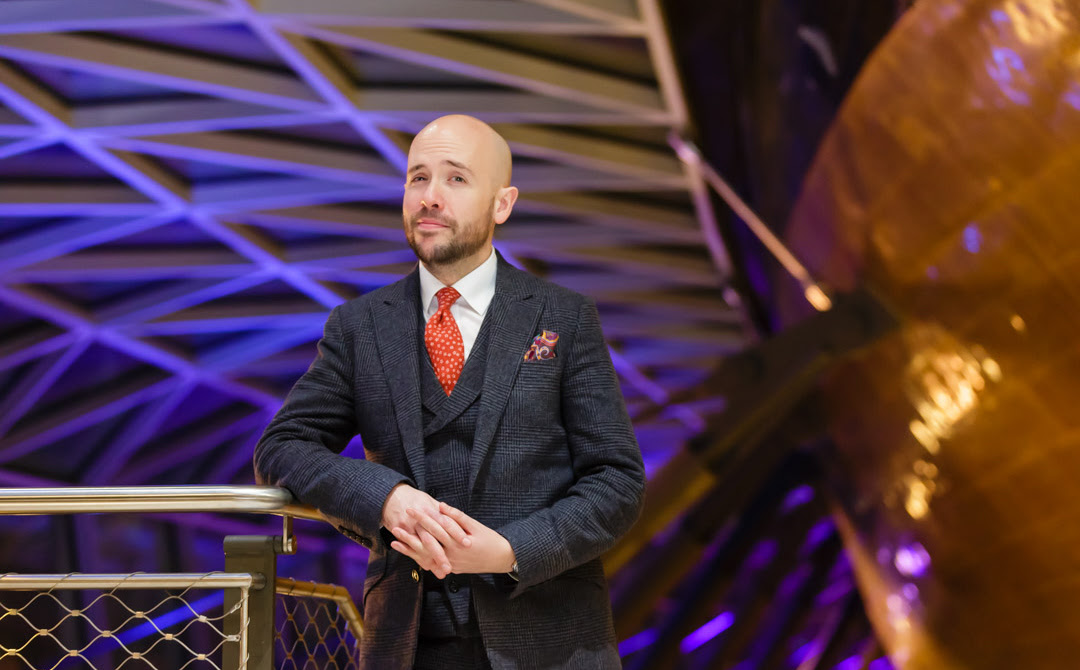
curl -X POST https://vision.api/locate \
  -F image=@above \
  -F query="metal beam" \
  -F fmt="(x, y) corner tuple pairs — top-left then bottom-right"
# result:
(258, 0), (640, 35)
(0, 337), (90, 438)
(0, 375), (179, 466)
(0, 134), (54, 160)
(98, 274), (271, 325)
(21, 248), (256, 276)
(0, 182), (151, 205)
(506, 243), (719, 287)
(80, 381), (197, 484)
(0, 33), (323, 110)
(0, 284), (282, 410)
(128, 312), (325, 336)
(354, 89), (669, 124)
(100, 133), (399, 185)
(0, 214), (172, 273)
(117, 410), (267, 484)
(294, 25), (666, 115)
(0, 330), (74, 373)
(0, 202), (160, 217)
(192, 176), (386, 210)
(517, 191), (700, 234)
(0, 57), (69, 123)
(75, 99), (325, 135)
(201, 325), (323, 371)
(511, 164), (685, 191)
(0, 0), (229, 34)
(238, 205), (403, 240)
(227, 3), (410, 174)
(522, 0), (639, 23)
(495, 124), (684, 181)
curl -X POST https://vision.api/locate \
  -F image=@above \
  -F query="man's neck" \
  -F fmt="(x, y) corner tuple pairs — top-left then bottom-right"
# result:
(423, 246), (493, 286)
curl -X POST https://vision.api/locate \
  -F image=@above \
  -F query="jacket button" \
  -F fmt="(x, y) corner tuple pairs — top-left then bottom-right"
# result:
(448, 578), (460, 594)
(411, 569), (420, 583)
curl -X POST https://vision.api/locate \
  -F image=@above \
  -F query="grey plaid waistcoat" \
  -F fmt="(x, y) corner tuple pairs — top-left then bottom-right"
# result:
(417, 309), (492, 639)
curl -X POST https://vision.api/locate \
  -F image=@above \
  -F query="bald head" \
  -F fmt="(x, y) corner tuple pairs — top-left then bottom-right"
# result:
(409, 114), (512, 189)
(401, 114), (520, 282)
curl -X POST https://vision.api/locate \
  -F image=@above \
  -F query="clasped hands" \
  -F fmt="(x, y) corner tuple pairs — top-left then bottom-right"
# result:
(381, 483), (515, 580)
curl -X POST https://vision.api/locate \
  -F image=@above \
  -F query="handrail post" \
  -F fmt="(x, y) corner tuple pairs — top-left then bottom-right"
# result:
(223, 535), (283, 670)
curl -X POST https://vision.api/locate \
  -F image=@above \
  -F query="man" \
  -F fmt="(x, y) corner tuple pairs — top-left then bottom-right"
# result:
(254, 115), (645, 669)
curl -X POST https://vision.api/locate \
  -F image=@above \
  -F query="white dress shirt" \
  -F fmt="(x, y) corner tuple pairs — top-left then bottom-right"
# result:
(418, 249), (497, 363)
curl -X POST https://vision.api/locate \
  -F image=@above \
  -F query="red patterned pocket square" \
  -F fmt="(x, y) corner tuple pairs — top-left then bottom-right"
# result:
(524, 330), (559, 361)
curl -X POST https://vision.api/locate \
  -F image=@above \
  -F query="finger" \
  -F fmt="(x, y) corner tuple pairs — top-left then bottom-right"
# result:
(418, 528), (452, 577)
(409, 508), (459, 549)
(391, 526), (426, 556)
(435, 513), (472, 547)
(390, 540), (422, 565)
(415, 500), (444, 520)
(415, 512), (454, 548)
(439, 502), (477, 532)
(418, 531), (450, 579)
(392, 528), (438, 572)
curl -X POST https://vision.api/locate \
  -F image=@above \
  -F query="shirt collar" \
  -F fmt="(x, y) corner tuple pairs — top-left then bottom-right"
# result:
(418, 248), (498, 319)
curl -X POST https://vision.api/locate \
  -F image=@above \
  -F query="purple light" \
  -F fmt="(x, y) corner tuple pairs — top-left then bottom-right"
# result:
(780, 484), (814, 512)
(902, 582), (920, 601)
(680, 611), (735, 654)
(83, 592), (225, 663)
(805, 518), (834, 550)
(745, 539), (777, 570)
(894, 542), (931, 578)
(618, 628), (658, 657)
(963, 223), (981, 253)
(1066, 83), (1080, 111)
(789, 641), (815, 665)
(117, 592), (224, 644)
(986, 47), (1031, 106)
(835, 655), (864, 670)
(869, 657), (895, 670)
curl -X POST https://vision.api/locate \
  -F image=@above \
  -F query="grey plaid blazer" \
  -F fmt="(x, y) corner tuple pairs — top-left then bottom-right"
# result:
(254, 253), (646, 669)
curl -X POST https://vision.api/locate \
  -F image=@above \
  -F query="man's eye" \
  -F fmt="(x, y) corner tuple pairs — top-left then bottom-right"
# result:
(411, 175), (426, 182)
(452, 176), (466, 183)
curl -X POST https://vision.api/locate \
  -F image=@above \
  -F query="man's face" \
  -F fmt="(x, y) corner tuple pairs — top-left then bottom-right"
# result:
(402, 122), (499, 268)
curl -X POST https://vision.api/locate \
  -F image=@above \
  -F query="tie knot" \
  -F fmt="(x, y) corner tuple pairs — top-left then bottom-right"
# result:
(435, 286), (460, 311)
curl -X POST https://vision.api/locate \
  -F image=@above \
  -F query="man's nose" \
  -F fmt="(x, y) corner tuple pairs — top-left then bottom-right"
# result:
(421, 182), (442, 209)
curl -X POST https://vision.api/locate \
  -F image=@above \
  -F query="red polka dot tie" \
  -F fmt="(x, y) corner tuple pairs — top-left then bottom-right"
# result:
(425, 287), (464, 395)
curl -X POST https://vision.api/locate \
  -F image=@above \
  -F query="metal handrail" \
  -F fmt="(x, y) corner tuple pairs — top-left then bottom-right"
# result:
(0, 572), (260, 591)
(668, 133), (834, 313)
(0, 485), (322, 521)
(0, 486), (362, 669)
(276, 576), (364, 641)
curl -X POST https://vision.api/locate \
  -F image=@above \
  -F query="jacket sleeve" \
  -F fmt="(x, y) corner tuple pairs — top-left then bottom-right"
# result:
(496, 299), (646, 595)
(253, 305), (408, 548)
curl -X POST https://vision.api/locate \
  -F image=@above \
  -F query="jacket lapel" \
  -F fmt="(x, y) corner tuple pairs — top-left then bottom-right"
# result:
(469, 257), (543, 494)
(372, 269), (426, 490)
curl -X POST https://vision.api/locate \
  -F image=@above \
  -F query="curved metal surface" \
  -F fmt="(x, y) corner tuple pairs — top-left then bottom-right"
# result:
(0, 485), (321, 519)
(784, 0), (1080, 668)
(276, 576), (364, 639)
(0, 571), (258, 590)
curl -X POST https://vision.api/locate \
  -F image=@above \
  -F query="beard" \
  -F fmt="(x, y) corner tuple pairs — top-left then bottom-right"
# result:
(404, 203), (494, 266)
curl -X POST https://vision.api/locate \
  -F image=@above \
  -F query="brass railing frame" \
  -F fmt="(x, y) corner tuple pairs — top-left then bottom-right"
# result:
(0, 485), (360, 670)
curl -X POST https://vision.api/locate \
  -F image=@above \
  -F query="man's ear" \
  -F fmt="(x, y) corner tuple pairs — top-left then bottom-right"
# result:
(493, 186), (519, 225)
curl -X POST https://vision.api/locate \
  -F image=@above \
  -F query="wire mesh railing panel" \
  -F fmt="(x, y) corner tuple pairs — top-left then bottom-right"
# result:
(0, 573), (250, 670)
(274, 592), (359, 670)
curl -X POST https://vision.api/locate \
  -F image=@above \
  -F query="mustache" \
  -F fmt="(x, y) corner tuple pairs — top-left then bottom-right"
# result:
(410, 208), (453, 227)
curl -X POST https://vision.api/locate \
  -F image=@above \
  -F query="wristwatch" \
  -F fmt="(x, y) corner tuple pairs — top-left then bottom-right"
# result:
(508, 561), (519, 581)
